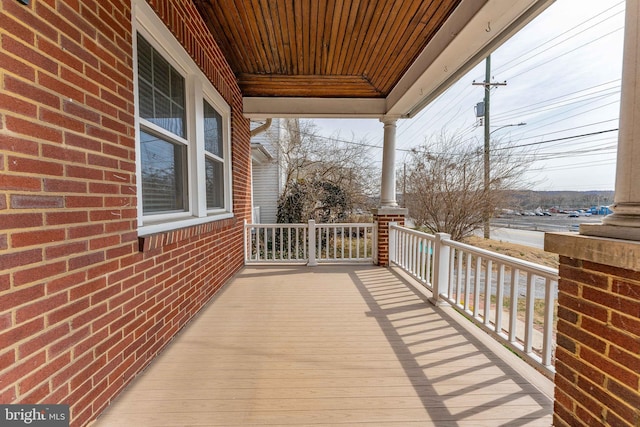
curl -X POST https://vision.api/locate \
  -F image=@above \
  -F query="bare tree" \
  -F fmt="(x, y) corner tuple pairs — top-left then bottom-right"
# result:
(275, 119), (377, 223)
(404, 132), (533, 241)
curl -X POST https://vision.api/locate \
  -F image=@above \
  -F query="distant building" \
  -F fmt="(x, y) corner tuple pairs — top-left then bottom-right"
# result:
(251, 119), (283, 223)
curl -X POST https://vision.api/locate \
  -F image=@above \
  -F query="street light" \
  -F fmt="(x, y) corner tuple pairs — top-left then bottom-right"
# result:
(483, 122), (527, 239)
(490, 122), (527, 136)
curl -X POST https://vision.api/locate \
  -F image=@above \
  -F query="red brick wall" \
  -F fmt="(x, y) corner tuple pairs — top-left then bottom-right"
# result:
(554, 256), (640, 427)
(373, 210), (405, 266)
(0, 1), (250, 426)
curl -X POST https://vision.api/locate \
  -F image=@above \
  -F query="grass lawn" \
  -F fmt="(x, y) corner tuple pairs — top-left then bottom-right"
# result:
(463, 235), (559, 269)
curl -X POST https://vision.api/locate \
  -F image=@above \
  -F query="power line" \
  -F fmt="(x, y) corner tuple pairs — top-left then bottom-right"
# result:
(494, 2), (624, 76)
(492, 128), (618, 151)
(504, 26), (623, 82)
(501, 102), (620, 140)
(399, 80), (621, 153)
(530, 135), (619, 154)
(494, 79), (620, 116)
(502, 117), (618, 143)
(529, 159), (616, 172)
(400, 78), (621, 153)
(493, 89), (620, 123)
(507, 140), (618, 159)
(532, 146), (617, 160)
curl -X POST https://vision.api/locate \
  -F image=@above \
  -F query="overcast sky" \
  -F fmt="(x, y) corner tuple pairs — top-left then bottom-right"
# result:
(312, 0), (625, 192)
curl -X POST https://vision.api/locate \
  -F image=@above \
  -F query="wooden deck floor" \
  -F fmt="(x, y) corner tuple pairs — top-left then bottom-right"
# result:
(92, 265), (553, 426)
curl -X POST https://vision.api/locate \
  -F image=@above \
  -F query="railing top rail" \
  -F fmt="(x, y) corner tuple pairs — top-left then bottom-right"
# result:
(389, 224), (436, 240)
(389, 224), (558, 278)
(244, 223), (308, 229)
(445, 238), (558, 278)
(245, 222), (374, 228)
(314, 223), (375, 227)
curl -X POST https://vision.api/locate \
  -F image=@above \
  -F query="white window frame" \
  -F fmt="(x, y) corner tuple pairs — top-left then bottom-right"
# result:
(133, 0), (233, 236)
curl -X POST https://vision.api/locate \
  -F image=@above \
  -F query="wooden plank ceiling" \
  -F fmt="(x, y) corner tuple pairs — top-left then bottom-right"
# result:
(193, 0), (461, 98)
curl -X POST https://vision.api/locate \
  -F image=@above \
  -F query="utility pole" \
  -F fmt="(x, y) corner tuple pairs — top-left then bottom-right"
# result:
(472, 55), (506, 239)
(403, 162), (407, 208)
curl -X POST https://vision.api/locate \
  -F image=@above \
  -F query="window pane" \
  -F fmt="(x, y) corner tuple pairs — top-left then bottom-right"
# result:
(153, 51), (170, 93)
(203, 101), (223, 158)
(170, 104), (185, 137)
(140, 130), (187, 214)
(171, 68), (185, 106)
(205, 157), (224, 209)
(137, 36), (153, 84)
(153, 88), (172, 127)
(138, 80), (154, 118)
(137, 33), (185, 138)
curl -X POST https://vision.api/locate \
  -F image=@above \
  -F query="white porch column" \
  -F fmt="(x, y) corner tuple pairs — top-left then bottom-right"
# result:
(375, 117), (407, 266)
(380, 117), (399, 207)
(583, 0), (640, 240)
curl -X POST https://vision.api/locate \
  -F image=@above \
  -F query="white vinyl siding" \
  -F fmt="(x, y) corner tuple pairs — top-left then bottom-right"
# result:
(251, 120), (281, 223)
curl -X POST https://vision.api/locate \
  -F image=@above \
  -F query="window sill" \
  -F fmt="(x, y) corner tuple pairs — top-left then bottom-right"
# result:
(138, 213), (235, 252)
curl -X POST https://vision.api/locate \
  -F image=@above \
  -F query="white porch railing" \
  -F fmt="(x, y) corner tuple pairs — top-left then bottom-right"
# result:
(389, 223), (559, 377)
(244, 220), (377, 265)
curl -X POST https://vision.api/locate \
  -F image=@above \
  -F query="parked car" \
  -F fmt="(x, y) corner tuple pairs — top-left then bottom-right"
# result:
(568, 211), (580, 218)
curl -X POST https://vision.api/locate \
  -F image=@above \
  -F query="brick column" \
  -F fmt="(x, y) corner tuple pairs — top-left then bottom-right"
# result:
(545, 233), (640, 426)
(373, 207), (407, 266)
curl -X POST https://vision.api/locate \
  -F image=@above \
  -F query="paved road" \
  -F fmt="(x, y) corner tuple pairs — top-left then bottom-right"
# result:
(488, 228), (546, 249)
(491, 215), (602, 233)
(487, 215), (604, 249)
